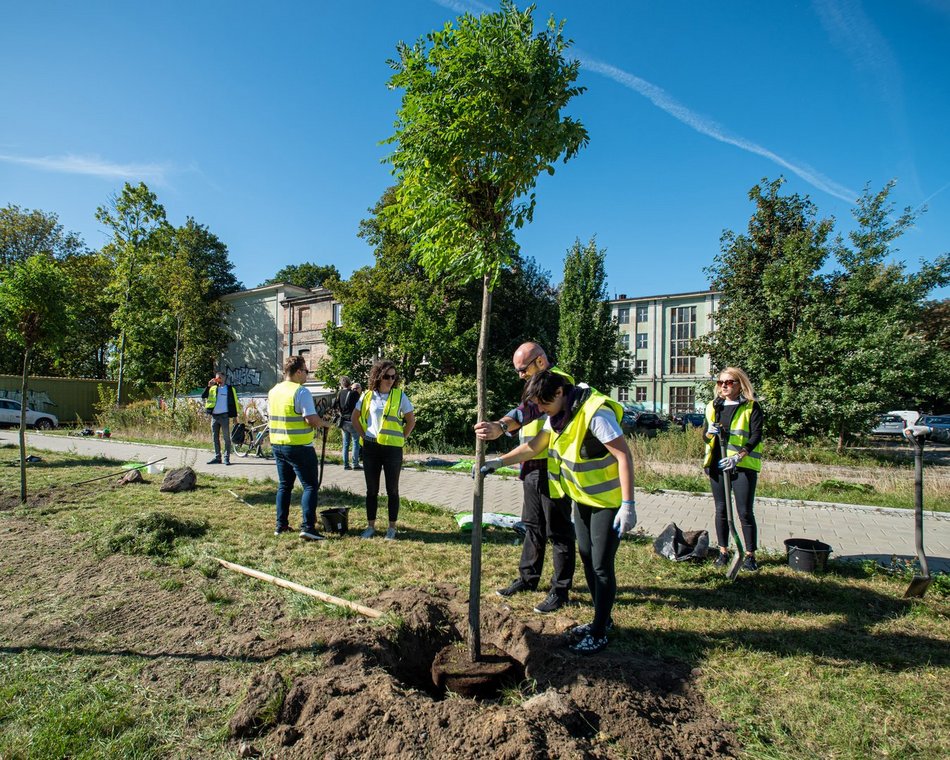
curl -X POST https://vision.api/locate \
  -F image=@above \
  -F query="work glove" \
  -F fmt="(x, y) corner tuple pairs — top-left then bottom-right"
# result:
(706, 422), (720, 437)
(613, 500), (637, 537)
(903, 425), (932, 439)
(718, 454), (740, 472)
(472, 458), (504, 478)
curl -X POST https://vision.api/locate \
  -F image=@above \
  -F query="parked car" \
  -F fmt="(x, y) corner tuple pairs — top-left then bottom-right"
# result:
(887, 410), (920, 426)
(0, 399), (59, 430)
(672, 412), (705, 431)
(918, 414), (950, 443)
(870, 414), (905, 436)
(621, 410), (669, 437)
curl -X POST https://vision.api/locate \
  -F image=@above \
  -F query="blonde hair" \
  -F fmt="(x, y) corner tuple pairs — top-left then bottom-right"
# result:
(719, 366), (755, 401)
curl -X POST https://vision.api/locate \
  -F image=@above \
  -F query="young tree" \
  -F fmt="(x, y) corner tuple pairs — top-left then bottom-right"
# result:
(260, 263), (339, 290)
(383, 1), (587, 659)
(557, 237), (632, 390)
(0, 256), (73, 502)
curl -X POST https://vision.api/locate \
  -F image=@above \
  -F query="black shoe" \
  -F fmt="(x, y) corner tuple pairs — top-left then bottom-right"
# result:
(344, 465), (352, 470)
(533, 591), (567, 614)
(496, 578), (536, 598)
(207, 457), (221, 465)
(569, 618), (613, 642)
(299, 529), (327, 541)
(741, 555), (759, 572)
(274, 525), (294, 536)
(569, 633), (608, 655)
(714, 552), (729, 567)
(224, 460), (231, 466)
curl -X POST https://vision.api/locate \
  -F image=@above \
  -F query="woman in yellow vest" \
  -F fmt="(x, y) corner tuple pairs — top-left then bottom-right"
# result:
(352, 360), (415, 540)
(480, 370), (635, 655)
(268, 355), (335, 541)
(703, 366), (764, 572)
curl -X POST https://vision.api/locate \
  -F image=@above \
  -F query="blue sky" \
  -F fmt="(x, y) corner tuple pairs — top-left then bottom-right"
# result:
(3, 1), (948, 299)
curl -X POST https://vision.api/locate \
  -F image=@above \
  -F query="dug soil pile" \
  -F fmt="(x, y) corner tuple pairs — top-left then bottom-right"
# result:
(1, 515), (738, 758)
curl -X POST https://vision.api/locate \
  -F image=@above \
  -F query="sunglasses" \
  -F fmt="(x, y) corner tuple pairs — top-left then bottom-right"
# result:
(516, 354), (540, 374)
(716, 379), (737, 387)
(381, 372), (397, 380)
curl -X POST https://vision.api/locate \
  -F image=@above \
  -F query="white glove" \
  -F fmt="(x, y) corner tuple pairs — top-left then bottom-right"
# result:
(707, 422), (720, 437)
(614, 500), (637, 536)
(472, 458), (504, 478)
(718, 455), (739, 472)
(903, 425), (932, 438)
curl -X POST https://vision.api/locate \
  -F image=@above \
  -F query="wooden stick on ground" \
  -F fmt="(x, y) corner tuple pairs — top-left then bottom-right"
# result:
(214, 557), (383, 619)
(227, 489), (253, 507)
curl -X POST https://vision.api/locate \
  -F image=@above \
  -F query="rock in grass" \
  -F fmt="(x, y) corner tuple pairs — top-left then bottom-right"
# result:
(118, 468), (145, 485)
(160, 467), (197, 492)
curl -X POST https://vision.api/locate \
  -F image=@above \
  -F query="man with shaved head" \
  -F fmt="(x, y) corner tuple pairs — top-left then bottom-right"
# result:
(474, 342), (575, 614)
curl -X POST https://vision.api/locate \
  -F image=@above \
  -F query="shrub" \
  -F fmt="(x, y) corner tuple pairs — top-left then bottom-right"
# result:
(407, 375), (499, 451)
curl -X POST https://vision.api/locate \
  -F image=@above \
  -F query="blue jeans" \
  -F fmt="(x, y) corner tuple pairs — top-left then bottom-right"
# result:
(341, 423), (361, 467)
(273, 444), (319, 532)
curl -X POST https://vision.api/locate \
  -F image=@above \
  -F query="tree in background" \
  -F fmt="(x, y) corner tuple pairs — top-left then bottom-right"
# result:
(698, 178), (949, 447)
(56, 252), (116, 378)
(260, 262), (340, 290)
(383, 1), (587, 659)
(0, 256), (73, 502)
(557, 237), (632, 390)
(96, 183), (168, 401)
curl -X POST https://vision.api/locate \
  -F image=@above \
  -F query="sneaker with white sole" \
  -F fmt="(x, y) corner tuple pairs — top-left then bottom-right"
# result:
(496, 578), (536, 598)
(299, 529), (326, 541)
(274, 524), (294, 536)
(360, 527), (375, 539)
(569, 633), (608, 655)
(533, 591), (567, 614)
(568, 618), (614, 642)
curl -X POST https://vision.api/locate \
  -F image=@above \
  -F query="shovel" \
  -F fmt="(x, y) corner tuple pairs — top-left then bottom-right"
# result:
(714, 399), (744, 580)
(902, 425), (933, 598)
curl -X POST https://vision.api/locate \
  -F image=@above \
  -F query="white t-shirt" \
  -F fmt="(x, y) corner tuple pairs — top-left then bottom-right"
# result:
(355, 390), (414, 439)
(294, 387), (317, 417)
(544, 407), (623, 444)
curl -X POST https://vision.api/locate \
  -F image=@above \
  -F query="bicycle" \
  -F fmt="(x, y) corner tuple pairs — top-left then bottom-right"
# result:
(232, 420), (272, 459)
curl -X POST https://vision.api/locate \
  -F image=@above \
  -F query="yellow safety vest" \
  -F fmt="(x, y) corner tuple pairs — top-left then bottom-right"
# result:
(205, 384), (239, 413)
(703, 400), (762, 471)
(519, 365), (575, 460)
(359, 388), (406, 448)
(268, 381), (314, 446)
(547, 388), (624, 509)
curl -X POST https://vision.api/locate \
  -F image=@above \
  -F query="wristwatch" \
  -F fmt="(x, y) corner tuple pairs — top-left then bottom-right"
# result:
(497, 420), (509, 434)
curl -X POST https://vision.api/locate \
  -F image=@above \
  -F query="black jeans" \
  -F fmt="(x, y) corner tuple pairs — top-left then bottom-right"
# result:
(574, 502), (620, 638)
(708, 466), (758, 551)
(518, 469), (575, 593)
(362, 438), (402, 523)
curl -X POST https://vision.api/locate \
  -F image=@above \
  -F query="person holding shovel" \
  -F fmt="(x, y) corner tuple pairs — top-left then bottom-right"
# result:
(703, 366), (764, 572)
(269, 355), (335, 541)
(352, 360), (415, 540)
(474, 342), (576, 615)
(480, 370), (636, 655)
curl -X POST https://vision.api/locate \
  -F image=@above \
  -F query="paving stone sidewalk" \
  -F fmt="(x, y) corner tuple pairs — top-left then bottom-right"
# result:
(5, 431), (948, 572)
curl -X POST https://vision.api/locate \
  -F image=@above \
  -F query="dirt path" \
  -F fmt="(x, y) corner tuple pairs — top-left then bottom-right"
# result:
(0, 513), (738, 758)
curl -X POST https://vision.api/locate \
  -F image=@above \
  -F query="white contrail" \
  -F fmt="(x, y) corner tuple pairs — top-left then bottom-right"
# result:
(0, 152), (169, 184)
(430, 0), (491, 14)
(579, 56), (858, 203)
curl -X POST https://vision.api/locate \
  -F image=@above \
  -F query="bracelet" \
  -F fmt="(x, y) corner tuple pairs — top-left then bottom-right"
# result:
(621, 499), (635, 507)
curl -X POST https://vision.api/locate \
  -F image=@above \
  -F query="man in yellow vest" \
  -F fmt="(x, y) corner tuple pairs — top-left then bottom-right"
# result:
(202, 371), (240, 465)
(474, 342), (576, 614)
(268, 355), (335, 541)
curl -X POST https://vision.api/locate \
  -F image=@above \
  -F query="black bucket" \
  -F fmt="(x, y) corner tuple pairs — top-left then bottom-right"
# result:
(320, 508), (349, 535)
(784, 538), (832, 573)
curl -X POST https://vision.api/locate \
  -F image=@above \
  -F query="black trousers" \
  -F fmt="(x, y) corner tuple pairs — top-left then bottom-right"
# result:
(708, 466), (759, 551)
(362, 439), (402, 523)
(518, 469), (575, 592)
(574, 502), (620, 638)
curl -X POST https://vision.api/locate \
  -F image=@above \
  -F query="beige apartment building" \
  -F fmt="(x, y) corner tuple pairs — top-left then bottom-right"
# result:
(610, 289), (720, 415)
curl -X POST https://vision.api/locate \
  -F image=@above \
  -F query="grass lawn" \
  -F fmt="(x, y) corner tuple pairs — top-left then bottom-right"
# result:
(1, 445), (948, 758)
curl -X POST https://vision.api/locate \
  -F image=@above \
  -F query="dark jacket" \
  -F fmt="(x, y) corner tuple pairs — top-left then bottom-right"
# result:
(201, 384), (239, 418)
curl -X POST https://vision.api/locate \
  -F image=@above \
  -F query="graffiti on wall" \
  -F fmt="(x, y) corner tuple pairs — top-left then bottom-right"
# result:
(0, 389), (57, 411)
(226, 365), (262, 388)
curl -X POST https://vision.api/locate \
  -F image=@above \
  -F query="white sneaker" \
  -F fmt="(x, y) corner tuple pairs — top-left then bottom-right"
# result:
(360, 527), (375, 539)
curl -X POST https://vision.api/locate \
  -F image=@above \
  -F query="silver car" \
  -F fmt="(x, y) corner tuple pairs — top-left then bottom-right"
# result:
(0, 399), (59, 430)
(870, 414), (905, 436)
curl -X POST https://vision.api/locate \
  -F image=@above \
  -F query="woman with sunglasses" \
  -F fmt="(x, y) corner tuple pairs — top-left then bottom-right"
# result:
(704, 367), (764, 571)
(352, 360), (415, 540)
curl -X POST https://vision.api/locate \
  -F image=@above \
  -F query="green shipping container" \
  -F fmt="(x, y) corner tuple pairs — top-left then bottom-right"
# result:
(0, 375), (128, 425)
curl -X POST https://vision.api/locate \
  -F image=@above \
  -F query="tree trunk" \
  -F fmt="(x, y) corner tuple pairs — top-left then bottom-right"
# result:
(116, 328), (127, 407)
(467, 274), (492, 663)
(837, 421), (846, 454)
(171, 316), (182, 415)
(18, 345), (30, 504)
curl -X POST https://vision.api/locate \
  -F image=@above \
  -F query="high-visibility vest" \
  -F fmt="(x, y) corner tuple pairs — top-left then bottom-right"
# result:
(359, 388), (407, 448)
(547, 388), (624, 509)
(268, 381), (314, 446)
(519, 366), (575, 460)
(205, 384), (238, 413)
(703, 400), (763, 471)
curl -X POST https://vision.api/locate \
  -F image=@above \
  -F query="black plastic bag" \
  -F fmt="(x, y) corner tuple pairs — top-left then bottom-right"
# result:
(653, 523), (710, 562)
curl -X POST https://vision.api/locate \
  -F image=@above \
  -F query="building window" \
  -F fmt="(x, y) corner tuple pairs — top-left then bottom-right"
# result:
(635, 386), (647, 402)
(634, 359), (647, 376)
(636, 333), (648, 349)
(618, 358), (628, 370)
(332, 303), (343, 327)
(297, 348), (310, 370)
(617, 387), (629, 402)
(669, 306), (697, 374)
(669, 386), (695, 415)
(620, 333), (629, 350)
(297, 307), (311, 331)
(617, 307), (630, 324)
(636, 305), (648, 323)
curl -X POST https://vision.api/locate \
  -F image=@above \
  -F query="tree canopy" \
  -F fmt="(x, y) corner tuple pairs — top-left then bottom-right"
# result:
(260, 263), (339, 291)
